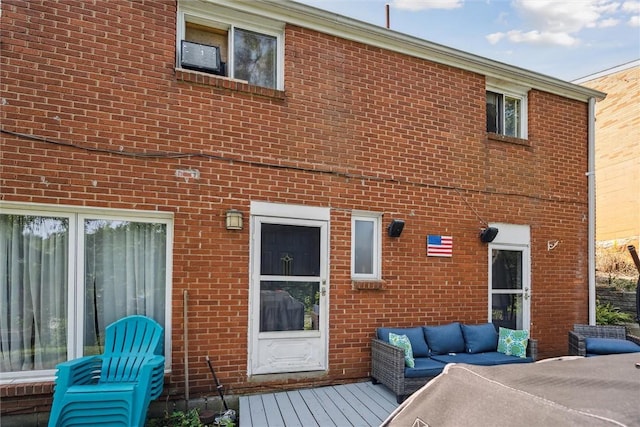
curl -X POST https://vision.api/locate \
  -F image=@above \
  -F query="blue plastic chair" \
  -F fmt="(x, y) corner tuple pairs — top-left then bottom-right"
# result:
(48, 315), (165, 427)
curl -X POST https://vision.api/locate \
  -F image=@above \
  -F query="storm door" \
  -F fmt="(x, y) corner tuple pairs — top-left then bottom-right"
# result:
(249, 214), (328, 375)
(489, 246), (530, 330)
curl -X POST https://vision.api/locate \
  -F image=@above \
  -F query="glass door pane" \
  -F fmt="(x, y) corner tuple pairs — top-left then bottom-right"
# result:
(491, 249), (524, 329)
(259, 224), (321, 332)
(260, 224), (320, 276)
(491, 294), (523, 330)
(260, 281), (319, 331)
(492, 249), (522, 290)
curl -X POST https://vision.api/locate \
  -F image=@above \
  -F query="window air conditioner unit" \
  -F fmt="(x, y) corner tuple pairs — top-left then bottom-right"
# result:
(181, 40), (221, 74)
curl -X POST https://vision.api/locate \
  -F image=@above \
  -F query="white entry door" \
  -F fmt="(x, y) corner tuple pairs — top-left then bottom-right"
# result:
(248, 203), (329, 375)
(488, 224), (531, 331)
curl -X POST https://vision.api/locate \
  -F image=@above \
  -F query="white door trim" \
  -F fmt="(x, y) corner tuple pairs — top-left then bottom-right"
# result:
(250, 201), (330, 221)
(487, 223), (531, 331)
(247, 202), (330, 376)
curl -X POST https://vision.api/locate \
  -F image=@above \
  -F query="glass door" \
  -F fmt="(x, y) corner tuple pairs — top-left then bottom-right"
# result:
(249, 216), (328, 375)
(489, 246), (530, 330)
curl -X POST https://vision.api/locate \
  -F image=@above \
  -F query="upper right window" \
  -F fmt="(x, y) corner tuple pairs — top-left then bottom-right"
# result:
(486, 88), (528, 139)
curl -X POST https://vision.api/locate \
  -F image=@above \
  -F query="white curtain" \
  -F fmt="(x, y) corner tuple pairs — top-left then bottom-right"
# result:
(0, 215), (167, 373)
(0, 215), (68, 372)
(83, 220), (166, 355)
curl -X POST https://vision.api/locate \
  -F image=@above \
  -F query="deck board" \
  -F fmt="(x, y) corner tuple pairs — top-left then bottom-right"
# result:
(315, 386), (370, 426)
(283, 390), (320, 426)
(297, 388), (337, 426)
(239, 381), (398, 427)
(339, 383), (395, 420)
(262, 393), (286, 427)
(273, 392), (303, 427)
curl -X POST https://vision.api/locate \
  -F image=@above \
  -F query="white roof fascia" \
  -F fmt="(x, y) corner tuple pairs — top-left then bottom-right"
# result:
(199, 0), (605, 102)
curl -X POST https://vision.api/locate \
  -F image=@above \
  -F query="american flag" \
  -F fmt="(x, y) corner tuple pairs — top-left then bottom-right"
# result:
(427, 235), (453, 257)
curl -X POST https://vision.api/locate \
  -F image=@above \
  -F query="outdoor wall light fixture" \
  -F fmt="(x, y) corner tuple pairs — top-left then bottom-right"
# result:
(480, 227), (499, 243)
(225, 209), (243, 230)
(388, 219), (405, 237)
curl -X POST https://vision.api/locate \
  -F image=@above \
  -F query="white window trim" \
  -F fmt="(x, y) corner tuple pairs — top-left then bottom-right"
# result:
(351, 211), (382, 280)
(487, 81), (529, 140)
(0, 202), (174, 384)
(177, 2), (285, 90)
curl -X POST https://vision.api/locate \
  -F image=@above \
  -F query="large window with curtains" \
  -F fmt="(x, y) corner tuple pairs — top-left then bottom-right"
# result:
(0, 204), (172, 382)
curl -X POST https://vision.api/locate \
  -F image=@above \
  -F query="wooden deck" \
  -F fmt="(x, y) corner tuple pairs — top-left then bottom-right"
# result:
(238, 381), (398, 427)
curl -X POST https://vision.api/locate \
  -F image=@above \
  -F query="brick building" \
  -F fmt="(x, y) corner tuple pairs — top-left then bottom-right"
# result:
(0, 0), (605, 419)
(574, 60), (640, 246)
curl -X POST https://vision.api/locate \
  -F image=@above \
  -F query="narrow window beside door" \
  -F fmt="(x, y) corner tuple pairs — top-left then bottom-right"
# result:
(351, 213), (381, 280)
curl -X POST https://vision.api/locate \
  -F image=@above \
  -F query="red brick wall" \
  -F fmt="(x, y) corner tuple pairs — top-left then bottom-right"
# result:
(1, 0), (590, 413)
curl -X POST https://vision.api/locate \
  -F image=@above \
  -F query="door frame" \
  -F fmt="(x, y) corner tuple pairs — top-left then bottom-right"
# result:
(247, 201), (330, 376)
(487, 223), (531, 331)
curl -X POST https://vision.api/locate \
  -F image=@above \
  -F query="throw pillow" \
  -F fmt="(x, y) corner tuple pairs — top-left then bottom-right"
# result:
(389, 332), (415, 368)
(497, 327), (529, 358)
(461, 323), (499, 353)
(377, 327), (430, 357)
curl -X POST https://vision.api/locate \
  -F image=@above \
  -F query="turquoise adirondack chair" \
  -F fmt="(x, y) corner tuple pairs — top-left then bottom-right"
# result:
(48, 315), (165, 427)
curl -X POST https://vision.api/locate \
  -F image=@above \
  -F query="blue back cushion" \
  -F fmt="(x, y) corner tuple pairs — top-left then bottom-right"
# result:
(377, 327), (429, 357)
(423, 322), (465, 355)
(461, 323), (499, 353)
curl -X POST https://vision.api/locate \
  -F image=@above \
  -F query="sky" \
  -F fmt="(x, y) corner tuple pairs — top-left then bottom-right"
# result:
(294, 0), (640, 81)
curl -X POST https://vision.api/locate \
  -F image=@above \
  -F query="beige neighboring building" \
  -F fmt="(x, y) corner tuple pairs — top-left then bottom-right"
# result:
(575, 60), (640, 246)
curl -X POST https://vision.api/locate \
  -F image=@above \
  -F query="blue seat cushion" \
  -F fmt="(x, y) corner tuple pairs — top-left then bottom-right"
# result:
(471, 352), (533, 365)
(431, 352), (532, 366)
(404, 357), (447, 378)
(461, 323), (498, 353)
(585, 338), (640, 355)
(377, 327), (429, 357)
(430, 353), (485, 365)
(423, 322), (465, 355)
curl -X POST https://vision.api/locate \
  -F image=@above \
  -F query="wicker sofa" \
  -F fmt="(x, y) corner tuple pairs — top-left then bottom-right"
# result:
(371, 322), (537, 403)
(568, 324), (640, 357)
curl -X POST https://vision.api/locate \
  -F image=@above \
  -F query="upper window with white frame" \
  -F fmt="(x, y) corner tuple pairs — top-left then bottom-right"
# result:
(177, 2), (284, 90)
(351, 213), (382, 280)
(0, 203), (173, 383)
(486, 83), (528, 139)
